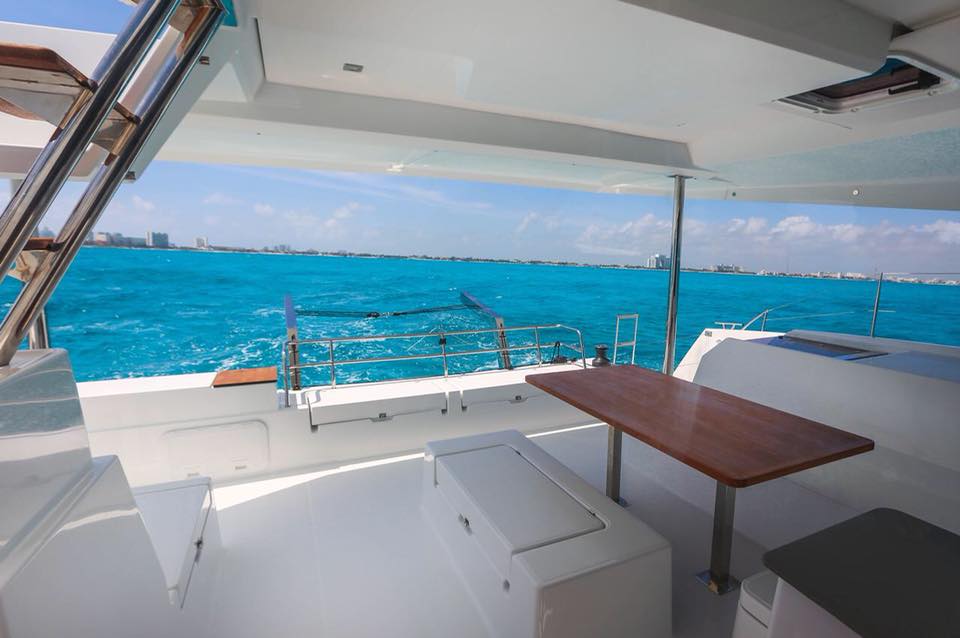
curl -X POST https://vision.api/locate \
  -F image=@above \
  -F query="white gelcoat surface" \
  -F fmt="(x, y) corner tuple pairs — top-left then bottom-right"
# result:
(694, 336), (960, 534)
(436, 445), (604, 560)
(134, 477), (216, 607)
(205, 424), (858, 638)
(424, 430), (671, 638)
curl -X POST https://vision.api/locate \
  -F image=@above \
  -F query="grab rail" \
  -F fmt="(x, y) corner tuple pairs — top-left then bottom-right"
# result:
(281, 323), (586, 405)
(733, 271), (960, 336)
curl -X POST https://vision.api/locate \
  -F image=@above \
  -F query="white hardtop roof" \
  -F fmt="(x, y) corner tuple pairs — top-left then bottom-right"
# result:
(1, 0), (959, 210)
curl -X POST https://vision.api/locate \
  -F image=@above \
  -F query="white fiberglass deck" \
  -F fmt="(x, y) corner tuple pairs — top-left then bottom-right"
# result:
(207, 423), (858, 638)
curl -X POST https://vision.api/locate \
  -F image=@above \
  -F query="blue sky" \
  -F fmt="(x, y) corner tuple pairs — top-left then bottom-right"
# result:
(4, 1), (960, 273)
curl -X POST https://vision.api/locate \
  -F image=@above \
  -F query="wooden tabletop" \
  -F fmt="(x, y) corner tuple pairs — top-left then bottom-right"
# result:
(526, 366), (873, 488)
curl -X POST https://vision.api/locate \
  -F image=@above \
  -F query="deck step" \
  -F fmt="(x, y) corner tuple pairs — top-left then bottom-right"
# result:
(0, 42), (137, 153)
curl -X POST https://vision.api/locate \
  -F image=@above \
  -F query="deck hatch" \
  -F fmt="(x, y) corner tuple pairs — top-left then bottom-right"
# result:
(435, 444), (604, 577)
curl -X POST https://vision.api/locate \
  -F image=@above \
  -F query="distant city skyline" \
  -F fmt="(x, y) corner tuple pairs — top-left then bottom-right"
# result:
(74, 223), (960, 284)
(11, 161), (958, 275)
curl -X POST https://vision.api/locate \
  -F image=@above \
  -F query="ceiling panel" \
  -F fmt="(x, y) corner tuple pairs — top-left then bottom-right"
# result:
(254, 0), (885, 140)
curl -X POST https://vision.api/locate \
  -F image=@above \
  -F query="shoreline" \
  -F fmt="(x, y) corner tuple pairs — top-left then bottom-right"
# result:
(78, 244), (958, 286)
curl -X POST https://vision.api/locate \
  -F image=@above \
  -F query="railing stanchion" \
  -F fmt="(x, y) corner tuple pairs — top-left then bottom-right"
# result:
(577, 329), (587, 369)
(870, 272), (884, 337)
(284, 294), (301, 390)
(439, 333), (449, 377)
(281, 343), (290, 407)
(534, 327), (542, 365)
(329, 339), (336, 387)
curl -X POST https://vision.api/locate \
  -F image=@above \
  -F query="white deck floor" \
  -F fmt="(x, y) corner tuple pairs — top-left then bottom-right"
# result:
(207, 423), (858, 638)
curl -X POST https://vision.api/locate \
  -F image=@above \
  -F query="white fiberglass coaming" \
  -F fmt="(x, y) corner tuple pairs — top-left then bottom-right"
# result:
(1, 1), (960, 637)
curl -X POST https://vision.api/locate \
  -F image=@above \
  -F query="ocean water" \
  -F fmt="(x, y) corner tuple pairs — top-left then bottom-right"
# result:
(2, 247), (958, 385)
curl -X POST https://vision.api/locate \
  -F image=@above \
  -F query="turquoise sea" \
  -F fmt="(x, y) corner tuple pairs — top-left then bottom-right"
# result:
(2, 247), (959, 385)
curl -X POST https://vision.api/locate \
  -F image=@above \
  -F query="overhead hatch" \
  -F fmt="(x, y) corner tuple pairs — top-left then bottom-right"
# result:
(779, 57), (955, 114)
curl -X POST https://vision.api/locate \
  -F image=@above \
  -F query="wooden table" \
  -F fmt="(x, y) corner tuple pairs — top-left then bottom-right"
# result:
(526, 365), (874, 594)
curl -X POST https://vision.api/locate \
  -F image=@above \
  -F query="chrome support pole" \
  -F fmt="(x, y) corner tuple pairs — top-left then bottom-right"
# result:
(27, 309), (50, 350)
(605, 427), (623, 504)
(11, 177), (51, 352)
(662, 175), (688, 375)
(870, 272), (884, 337)
(0, 4), (224, 366)
(697, 482), (740, 595)
(0, 0), (181, 282)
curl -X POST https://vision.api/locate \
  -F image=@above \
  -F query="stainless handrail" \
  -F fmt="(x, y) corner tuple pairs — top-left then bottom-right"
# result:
(288, 323), (583, 345)
(0, 0), (181, 283)
(735, 271), (960, 338)
(612, 313), (639, 365)
(281, 323), (586, 405)
(0, 1), (225, 365)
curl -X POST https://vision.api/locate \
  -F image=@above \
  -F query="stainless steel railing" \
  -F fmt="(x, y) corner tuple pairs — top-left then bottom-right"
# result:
(732, 271), (960, 336)
(0, 0), (225, 365)
(281, 323), (586, 405)
(612, 313), (639, 365)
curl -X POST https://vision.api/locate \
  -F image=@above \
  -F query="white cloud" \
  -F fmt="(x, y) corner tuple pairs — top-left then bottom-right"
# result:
(223, 167), (496, 215)
(829, 223), (866, 243)
(574, 213), (673, 257)
(332, 202), (361, 220)
(278, 202), (368, 238)
(515, 212), (538, 234)
(728, 217), (768, 235)
(253, 203), (275, 217)
(131, 195), (155, 211)
(919, 219), (960, 245)
(564, 208), (960, 271)
(203, 192), (243, 206)
(771, 215), (819, 239)
(514, 212), (563, 234)
(745, 217), (768, 234)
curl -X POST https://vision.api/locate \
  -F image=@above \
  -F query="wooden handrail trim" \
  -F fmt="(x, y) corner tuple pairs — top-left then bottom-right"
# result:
(212, 366), (278, 388)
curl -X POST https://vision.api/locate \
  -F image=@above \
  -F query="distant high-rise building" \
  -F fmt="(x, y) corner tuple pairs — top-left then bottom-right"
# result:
(646, 253), (670, 269)
(92, 232), (148, 247)
(196, 237), (209, 249)
(146, 231), (169, 248)
(710, 264), (743, 273)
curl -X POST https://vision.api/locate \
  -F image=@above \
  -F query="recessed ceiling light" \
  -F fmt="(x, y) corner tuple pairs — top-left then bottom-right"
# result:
(388, 163), (405, 173)
(343, 63), (364, 73)
(852, 188), (861, 196)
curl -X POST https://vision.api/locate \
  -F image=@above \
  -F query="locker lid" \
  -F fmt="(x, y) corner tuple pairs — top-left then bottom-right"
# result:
(436, 445), (603, 574)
